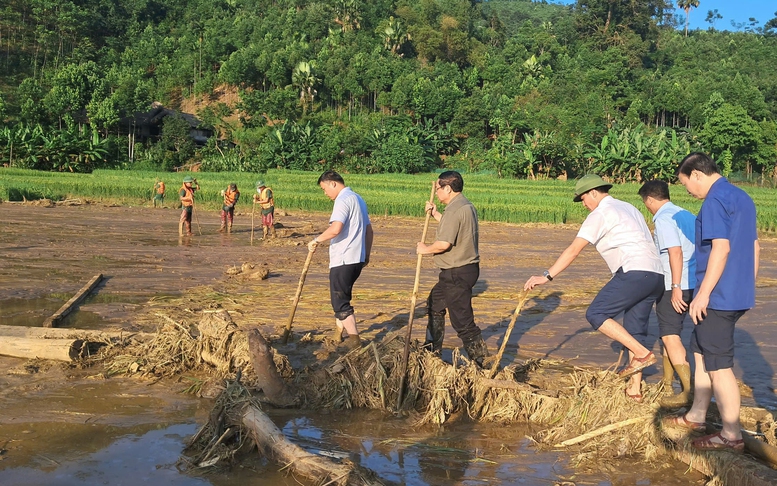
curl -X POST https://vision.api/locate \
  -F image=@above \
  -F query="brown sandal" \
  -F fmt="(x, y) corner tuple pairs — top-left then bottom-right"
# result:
(618, 352), (656, 378)
(661, 414), (706, 433)
(624, 388), (643, 403)
(692, 432), (745, 452)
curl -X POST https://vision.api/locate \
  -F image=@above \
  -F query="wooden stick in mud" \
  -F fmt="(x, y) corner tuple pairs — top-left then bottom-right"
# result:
(280, 248), (315, 344)
(250, 199), (256, 245)
(488, 289), (531, 379)
(396, 181), (437, 410)
(554, 416), (650, 447)
(43, 274), (103, 328)
(192, 200), (202, 236)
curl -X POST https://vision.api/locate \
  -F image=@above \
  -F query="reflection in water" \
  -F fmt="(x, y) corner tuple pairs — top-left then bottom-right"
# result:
(0, 409), (701, 485)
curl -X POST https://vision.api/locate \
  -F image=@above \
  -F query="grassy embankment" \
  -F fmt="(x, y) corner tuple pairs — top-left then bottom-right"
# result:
(3, 168), (777, 231)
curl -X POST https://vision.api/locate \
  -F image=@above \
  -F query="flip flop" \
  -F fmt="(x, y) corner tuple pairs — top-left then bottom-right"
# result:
(692, 432), (745, 452)
(618, 352), (656, 378)
(661, 414), (706, 433)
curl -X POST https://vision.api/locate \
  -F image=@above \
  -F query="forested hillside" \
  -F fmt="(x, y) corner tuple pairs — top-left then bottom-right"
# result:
(1, 0), (776, 180)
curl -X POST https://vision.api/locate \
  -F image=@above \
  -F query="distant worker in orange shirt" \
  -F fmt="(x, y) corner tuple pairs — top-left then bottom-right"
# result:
(219, 183), (240, 233)
(179, 176), (199, 236)
(253, 180), (276, 239)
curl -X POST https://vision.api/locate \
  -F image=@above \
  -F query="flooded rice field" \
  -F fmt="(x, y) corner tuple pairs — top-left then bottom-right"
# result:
(2, 202), (777, 484)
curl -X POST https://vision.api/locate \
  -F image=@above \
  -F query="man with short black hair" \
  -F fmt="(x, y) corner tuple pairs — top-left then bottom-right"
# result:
(664, 152), (759, 453)
(417, 171), (489, 367)
(639, 180), (696, 406)
(309, 171), (373, 350)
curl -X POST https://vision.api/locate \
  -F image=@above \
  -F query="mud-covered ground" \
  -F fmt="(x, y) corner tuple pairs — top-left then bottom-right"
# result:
(2, 202), (776, 485)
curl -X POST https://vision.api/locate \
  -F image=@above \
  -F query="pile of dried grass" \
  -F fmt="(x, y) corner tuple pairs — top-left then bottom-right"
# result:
(101, 310), (292, 388)
(295, 330), (669, 463)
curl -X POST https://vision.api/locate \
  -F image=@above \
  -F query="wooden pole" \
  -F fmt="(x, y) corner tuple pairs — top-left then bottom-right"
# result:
(43, 274), (103, 328)
(395, 181), (437, 410)
(280, 248), (315, 344)
(250, 199), (256, 246)
(193, 200), (202, 236)
(488, 289), (531, 379)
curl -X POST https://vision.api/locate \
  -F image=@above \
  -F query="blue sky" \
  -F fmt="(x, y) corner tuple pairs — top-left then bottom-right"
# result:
(553, 1), (777, 32)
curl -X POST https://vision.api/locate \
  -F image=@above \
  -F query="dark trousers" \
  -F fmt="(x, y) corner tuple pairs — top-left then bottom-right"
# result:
(428, 263), (481, 343)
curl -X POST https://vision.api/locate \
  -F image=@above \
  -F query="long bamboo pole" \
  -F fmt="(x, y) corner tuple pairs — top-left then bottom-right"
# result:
(488, 289), (531, 379)
(280, 248), (315, 344)
(395, 181), (437, 410)
(250, 199), (256, 245)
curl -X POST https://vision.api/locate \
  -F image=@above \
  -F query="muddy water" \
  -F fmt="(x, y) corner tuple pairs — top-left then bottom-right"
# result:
(0, 203), (773, 484)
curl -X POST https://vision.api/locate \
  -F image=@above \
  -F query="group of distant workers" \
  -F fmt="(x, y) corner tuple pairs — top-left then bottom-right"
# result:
(151, 176), (275, 238)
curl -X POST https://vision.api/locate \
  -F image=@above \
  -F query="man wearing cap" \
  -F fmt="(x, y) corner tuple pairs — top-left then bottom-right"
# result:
(308, 170), (373, 350)
(524, 174), (664, 401)
(219, 183), (240, 233)
(417, 170), (489, 367)
(179, 176), (200, 236)
(639, 180), (696, 407)
(253, 180), (276, 239)
(662, 152), (759, 453)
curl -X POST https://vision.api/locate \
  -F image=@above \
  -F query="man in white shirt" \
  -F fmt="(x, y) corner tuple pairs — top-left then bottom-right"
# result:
(309, 171), (373, 350)
(639, 180), (696, 407)
(525, 174), (664, 401)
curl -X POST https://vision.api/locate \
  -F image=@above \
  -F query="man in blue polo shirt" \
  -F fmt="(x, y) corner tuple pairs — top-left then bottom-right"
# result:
(639, 180), (696, 407)
(665, 152), (759, 453)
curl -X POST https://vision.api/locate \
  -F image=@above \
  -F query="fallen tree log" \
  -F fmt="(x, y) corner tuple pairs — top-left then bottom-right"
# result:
(0, 324), (151, 342)
(246, 329), (298, 407)
(0, 337), (89, 361)
(662, 426), (777, 486)
(43, 274), (104, 327)
(242, 405), (390, 486)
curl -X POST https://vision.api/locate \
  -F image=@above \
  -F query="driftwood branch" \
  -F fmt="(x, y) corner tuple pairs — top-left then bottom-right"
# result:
(242, 405), (389, 485)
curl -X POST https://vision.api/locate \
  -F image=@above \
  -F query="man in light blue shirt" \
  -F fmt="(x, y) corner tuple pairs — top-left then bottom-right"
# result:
(309, 171), (373, 350)
(640, 180), (696, 407)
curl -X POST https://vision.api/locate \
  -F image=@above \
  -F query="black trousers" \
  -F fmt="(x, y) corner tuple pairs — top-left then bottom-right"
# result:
(428, 263), (481, 343)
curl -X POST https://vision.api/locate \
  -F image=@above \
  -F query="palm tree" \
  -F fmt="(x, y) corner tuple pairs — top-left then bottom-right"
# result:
(677, 0), (701, 37)
(292, 61), (318, 115)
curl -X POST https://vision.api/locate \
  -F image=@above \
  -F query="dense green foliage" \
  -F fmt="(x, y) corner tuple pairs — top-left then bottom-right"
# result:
(4, 168), (777, 232)
(1, 0), (777, 180)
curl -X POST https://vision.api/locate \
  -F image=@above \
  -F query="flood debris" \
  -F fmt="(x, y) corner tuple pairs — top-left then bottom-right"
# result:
(182, 378), (392, 485)
(91, 308), (777, 485)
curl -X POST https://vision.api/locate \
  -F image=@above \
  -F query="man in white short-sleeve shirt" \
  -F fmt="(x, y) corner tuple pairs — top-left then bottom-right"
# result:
(309, 171), (373, 350)
(525, 174), (664, 402)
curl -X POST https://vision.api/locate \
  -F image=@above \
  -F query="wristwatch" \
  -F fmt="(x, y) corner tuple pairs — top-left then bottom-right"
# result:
(671, 283), (681, 289)
(543, 270), (553, 281)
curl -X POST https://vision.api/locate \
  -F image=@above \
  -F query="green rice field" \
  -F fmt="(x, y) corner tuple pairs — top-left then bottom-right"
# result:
(2, 168), (777, 231)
